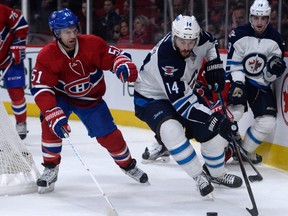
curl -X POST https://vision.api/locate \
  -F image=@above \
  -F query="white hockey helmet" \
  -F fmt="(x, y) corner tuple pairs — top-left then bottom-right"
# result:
(171, 15), (200, 48)
(250, 0), (271, 17)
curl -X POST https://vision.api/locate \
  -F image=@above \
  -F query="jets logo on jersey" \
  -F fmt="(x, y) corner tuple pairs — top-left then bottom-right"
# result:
(162, 66), (178, 76)
(64, 76), (93, 97)
(243, 53), (267, 76)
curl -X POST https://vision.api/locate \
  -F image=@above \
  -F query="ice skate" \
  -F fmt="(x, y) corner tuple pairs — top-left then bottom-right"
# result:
(193, 171), (214, 197)
(16, 122), (28, 140)
(37, 164), (59, 194)
(232, 145), (262, 164)
(203, 164), (243, 188)
(142, 141), (170, 164)
(121, 159), (149, 184)
(230, 133), (262, 164)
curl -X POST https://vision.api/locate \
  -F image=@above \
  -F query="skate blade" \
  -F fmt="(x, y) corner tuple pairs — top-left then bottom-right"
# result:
(206, 192), (215, 201)
(141, 156), (170, 164)
(38, 183), (55, 194)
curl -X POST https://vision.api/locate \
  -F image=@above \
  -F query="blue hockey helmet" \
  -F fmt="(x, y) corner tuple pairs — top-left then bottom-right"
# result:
(48, 8), (79, 39)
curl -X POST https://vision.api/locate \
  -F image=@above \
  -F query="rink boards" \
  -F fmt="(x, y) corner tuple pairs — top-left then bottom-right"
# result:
(1, 46), (288, 171)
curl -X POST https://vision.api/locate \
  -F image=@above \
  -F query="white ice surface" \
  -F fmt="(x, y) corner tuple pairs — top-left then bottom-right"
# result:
(1, 116), (288, 216)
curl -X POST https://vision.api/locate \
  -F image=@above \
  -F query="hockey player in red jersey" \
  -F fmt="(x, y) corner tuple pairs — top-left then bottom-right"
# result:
(0, 4), (28, 139)
(30, 8), (148, 193)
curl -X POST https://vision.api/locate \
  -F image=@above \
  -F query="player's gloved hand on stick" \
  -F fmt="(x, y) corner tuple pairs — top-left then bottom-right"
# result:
(228, 81), (246, 105)
(113, 54), (138, 83)
(44, 107), (71, 138)
(206, 112), (238, 141)
(204, 58), (225, 93)
(9, 38), (26, 64)
(267, 56), (286, 78)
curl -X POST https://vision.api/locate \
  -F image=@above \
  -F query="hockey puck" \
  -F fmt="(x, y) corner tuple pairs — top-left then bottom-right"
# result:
(206, 212), (218, 216)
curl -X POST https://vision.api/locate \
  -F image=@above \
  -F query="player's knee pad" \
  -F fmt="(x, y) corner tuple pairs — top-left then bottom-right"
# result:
(97, 129), (127, 153)
(254, 115), (276, 134)
(242, 116), (276, 152)
(7, 87), (25, 101)
(159, 119), (186, 150)
(228, 104), (244, 121)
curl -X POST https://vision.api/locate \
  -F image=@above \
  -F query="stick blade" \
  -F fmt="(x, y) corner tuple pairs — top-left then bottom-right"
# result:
(246, 207), (259, 216)
(248, 175), (263, 182)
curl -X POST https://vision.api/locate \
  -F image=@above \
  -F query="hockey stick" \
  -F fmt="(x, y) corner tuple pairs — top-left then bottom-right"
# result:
(217, 91), (259, 216)
(0, 60), (13, 80)
(236, 142), (263, 182)
(61, 128), (118, 216)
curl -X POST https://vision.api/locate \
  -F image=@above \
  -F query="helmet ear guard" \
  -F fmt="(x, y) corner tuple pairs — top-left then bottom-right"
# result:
(48, 8), (80, 39)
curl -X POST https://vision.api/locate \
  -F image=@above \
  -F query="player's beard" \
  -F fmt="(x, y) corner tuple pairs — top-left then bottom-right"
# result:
(176, 47), (192, 59)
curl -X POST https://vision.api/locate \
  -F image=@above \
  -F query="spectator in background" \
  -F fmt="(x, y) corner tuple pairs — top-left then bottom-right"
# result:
(269, 9), (278, 29)
(230, 3), (246, 30)
(78, 0), (88, 33)
(77, 0), (102, 36)
(133, 15), (152, 45)
(172, 0), (188, 18)
(120, 0), (130, 21)
(117, 19), (130, 45)
(30, 0), (57, 34)
(99, 0), (121, 42)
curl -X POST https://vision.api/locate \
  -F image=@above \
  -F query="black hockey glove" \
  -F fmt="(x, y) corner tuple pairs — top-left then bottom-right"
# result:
(267, 56), (286, 78)
(228, 81), (247, 105)
(204, 59), (225, 93)
(206, 112), (238, 141)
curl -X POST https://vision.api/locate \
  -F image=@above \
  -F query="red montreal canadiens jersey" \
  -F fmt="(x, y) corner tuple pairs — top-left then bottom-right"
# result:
(0, 4), (28, 67)
(31, 34), (122, 113)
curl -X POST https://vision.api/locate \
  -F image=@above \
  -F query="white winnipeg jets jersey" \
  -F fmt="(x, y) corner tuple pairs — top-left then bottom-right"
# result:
(134, 31), (221, 119)
(226, 23), (285, 89)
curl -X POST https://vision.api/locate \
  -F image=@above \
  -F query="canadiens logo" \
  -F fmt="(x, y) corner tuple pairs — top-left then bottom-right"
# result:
(64, 76), (93, 97)
(280, 73), (288, 126)
(162, 66), (178, 76)
(243, 53), (266, 76)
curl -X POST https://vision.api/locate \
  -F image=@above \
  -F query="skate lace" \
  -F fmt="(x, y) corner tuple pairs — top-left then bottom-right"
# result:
(127, 166), (144, 179)
(148, 142), (162, 155)
(216, 174), (235, 184)
(194, 173), (209, 190)
(40, 167), (58, 181)
(16, 122), (27, 134)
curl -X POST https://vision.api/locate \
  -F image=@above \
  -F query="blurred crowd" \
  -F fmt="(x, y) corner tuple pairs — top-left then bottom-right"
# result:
(1, 0), (288, 50)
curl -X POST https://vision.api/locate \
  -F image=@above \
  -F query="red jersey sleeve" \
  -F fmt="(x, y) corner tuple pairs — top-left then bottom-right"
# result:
(31, 43), (60, 113)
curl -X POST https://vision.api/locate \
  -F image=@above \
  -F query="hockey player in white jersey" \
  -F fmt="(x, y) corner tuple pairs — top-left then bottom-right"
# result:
(226, 0), (286, 164)
(134, 14), (243, 197)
